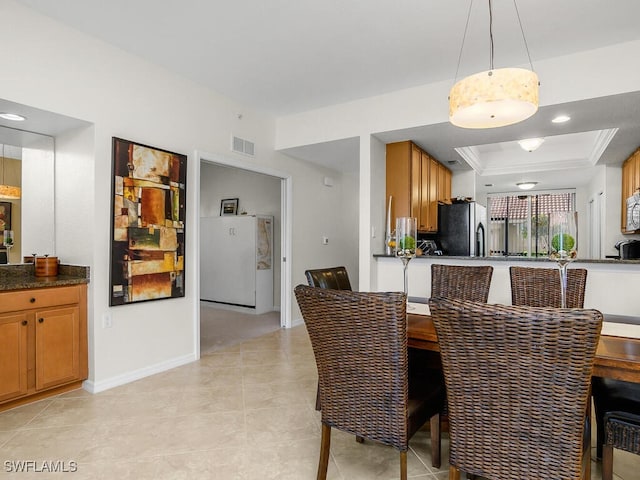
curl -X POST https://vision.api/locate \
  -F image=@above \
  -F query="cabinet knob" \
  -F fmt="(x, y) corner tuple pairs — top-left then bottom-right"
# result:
(21, 320), (27, 326)
(38, 318), (44, 323)
(30, 298), (36, 303)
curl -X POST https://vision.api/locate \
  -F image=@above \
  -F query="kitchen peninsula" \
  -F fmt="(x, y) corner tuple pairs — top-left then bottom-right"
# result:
(0, 263), (90, 411)
(374, 255), (640, 317)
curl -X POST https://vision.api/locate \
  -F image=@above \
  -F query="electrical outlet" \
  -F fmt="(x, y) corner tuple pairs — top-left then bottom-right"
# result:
(322, 236), (329, 245)
(102, 312), (112, 328)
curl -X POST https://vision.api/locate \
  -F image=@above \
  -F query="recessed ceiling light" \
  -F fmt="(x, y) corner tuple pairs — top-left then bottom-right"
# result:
(552, 114), (571, 123)
(517, 138), (545, 152)
(0, 112), (26, 121)
(517, 182), (538, 190)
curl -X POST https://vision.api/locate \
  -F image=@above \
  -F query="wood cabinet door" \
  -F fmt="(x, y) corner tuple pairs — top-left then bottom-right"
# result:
(35, 306), (80, 391)
(0, 313), (29, 402)
(418, 151), (430, 231)
(622, 158), (633, 230)
(438, 163), (452, 202)
(386, 141), (412, 230)
(411, 144), (422, 224)
(427, 158), (439, 231)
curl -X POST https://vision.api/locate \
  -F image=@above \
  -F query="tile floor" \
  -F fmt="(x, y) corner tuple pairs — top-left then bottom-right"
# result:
(1, 324), (638, 479)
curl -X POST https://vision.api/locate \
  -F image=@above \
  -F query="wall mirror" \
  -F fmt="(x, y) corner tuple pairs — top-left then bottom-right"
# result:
(0, 126), (55, 263)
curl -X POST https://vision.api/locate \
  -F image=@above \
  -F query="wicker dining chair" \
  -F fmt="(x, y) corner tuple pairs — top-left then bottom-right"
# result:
(510, 266), (587, 308)
(591, 377), (640, 460)
(295, 285), (446, 480)
(429, 297), (603, 480)
(305, 266), (353, 412)
(601, 411), (640, 480)
(424, 263), (494, 472)
(430, 264), (494, 303)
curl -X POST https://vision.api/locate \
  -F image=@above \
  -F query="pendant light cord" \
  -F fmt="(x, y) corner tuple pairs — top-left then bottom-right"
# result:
(453, 0), (474, 84)
(488, 0), (494, 70)
(452, 0), (535, 82)
(513, 0), (535, 71)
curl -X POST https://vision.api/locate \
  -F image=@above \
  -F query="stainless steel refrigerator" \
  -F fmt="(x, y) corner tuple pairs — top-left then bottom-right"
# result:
(436, 202), (487, 256)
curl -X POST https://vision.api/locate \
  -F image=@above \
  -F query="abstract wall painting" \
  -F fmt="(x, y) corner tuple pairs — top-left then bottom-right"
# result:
(109, 137), (187, 306)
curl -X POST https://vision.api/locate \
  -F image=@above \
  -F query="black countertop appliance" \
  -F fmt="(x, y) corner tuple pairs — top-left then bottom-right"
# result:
(436, 202), (487, 256)
(615, 239), (640, 259)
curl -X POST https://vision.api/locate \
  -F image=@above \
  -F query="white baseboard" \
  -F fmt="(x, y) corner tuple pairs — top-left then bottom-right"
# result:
(291, 316), (304, 327)
(82, 352), (197, 394)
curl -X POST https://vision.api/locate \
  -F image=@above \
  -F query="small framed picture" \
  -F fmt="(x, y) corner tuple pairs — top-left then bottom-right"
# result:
(0, 202), (11, 231)
(220, 198), (239, 216)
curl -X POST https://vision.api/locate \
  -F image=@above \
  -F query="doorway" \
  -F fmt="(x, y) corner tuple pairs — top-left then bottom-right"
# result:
(194, 151), (292, 358)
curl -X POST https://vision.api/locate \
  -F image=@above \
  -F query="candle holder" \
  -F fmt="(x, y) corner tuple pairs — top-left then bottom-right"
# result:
(3, 230), (14, 264)
(395, 217), (417, 309)
(548, 212), (578, 308)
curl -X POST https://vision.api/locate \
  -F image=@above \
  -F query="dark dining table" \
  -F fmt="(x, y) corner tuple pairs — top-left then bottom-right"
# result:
(408, 313), (640, 383)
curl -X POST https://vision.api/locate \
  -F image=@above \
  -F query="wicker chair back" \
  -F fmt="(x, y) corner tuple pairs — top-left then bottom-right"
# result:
(429, 297), (602, 480)
(510, 266), (587, 308)
(430, 264), (493, 303)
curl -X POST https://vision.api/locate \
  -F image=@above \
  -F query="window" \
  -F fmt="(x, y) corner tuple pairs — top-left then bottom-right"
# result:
(488, 191), (575, 257)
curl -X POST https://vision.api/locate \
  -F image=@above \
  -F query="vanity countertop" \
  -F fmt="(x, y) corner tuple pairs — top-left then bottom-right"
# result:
(0, 264), (90, 291)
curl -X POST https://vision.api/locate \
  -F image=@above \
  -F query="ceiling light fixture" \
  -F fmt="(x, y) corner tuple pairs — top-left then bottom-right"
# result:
(0, 144), (21, 200)
(517, 181), (537, 190)
(518, 137), (545, 152)
(449, 0), (539, 129)
(0, 112), (26, 122)
(551, 114), (571, 124)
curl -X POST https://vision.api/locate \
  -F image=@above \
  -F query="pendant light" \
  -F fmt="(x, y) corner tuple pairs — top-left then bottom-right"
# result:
(0, 144), (21, 200)
(449, 0), (539, 129)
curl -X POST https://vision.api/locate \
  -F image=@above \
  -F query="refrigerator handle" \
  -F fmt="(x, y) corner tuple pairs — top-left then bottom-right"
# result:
(476, 222), (486, 257)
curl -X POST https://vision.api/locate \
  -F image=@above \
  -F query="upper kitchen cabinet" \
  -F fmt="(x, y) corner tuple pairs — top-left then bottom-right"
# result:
(386, 141), (451, 234)
(621, 147), (640, 233)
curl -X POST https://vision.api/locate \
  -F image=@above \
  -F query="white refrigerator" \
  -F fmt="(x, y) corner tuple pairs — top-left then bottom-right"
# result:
(200, 215), (274, 314)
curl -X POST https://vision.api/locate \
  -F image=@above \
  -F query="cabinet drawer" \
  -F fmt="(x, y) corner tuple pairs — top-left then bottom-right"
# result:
(0, 286), (80, 314)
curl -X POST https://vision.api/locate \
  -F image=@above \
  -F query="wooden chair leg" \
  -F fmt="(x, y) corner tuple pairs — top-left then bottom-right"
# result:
(318, 423), (331, 480)
(355, 435), (364, 443)
(400, 450), (407, 480)
(315, 383), (321, 411)
(449, 465), (461, 480)
(601, 444), (613, 480)
(430, 413), (441, 468)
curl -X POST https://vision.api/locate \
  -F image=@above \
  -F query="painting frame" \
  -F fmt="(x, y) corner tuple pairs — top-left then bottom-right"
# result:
(109, 137), (187, 306)
(220, 198), (239, 216)
(0, 202), (11, 231)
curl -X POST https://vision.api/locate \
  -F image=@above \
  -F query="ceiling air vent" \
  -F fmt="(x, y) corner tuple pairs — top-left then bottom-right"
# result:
(232, 135), (255, 156)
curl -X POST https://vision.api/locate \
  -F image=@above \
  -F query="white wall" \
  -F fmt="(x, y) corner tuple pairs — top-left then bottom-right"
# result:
(1, 1), (356, 390)
(21, 136), (54, 257)
(276, 40), (640, 151)
(376, 256), (640, 317)
(200, 162), (282, 308)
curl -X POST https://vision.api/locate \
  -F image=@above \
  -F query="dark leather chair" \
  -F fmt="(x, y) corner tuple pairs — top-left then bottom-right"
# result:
(305, 266), (352, 412)
(510, 266), (587, 308)
(305, 266), (352, 291)
(601, 410), (640, 480)
(0, 249), (7, 264)
(430, 297), (602, 480)
(295, 285), (445, 480)
(592, 377), (640, 460)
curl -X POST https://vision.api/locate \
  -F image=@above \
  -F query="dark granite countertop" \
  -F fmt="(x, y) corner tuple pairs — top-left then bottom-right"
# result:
(373, 254), (640, 265)
(0, 264), (90, 291)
